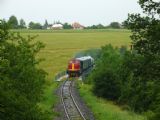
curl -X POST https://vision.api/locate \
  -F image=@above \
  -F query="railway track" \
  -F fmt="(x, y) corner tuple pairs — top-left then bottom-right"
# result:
(61, 79), (86, 120)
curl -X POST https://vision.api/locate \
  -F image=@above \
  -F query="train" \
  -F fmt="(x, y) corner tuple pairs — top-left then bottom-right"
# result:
(67, 56), (94, 77)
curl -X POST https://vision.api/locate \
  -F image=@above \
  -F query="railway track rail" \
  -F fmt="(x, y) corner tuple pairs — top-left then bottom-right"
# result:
(61, 79), (86, 120)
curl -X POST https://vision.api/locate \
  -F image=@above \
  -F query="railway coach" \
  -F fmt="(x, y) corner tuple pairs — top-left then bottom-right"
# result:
(67, 56), (94, 77)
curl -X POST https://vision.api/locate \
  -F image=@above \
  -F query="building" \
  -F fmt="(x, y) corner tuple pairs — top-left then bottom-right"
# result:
(51, 24), (63, 30)
(72, 22), (85, 29)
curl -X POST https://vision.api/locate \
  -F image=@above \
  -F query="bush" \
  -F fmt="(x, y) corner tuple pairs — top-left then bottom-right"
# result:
(90, 45), (123, 100)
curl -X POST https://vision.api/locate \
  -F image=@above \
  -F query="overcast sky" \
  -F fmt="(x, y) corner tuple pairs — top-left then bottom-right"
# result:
(0, 0), (142, 26)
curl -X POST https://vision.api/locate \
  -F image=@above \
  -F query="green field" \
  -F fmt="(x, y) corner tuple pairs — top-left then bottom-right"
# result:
(18, 29), (131, 80)
(17, 29), (145, 119)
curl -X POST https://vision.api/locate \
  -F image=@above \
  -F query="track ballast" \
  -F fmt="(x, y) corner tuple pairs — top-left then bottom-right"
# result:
(61, 79), (86, 120)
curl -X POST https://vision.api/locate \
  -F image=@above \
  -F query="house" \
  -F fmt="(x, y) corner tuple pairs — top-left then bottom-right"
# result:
(72, 22), (85, 29)
(51, 24), (63, 30)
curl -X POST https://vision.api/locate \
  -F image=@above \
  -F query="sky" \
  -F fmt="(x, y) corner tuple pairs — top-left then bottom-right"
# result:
(0, 0), (142, 26)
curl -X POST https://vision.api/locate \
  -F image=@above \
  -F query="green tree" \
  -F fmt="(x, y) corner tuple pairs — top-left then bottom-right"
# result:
(0, 20), (48, 120)
(63, 23), (72, 29)
(19, 19), (26, 29)
(96, 24), (105, 29)
(87, 25), (98, 29)
(43, 19), (48, 29)
(8, 15), (18, 29)
(29, 21), (42, 29)
(109, 22), (121, 29)
(86, 24), (105, 29)
(90, 45), (122, 100)
(124, 0), (160, 119)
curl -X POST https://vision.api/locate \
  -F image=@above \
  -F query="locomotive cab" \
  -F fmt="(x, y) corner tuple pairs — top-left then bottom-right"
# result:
(67, 56), (94, 78)
(67, 59), (81, 77)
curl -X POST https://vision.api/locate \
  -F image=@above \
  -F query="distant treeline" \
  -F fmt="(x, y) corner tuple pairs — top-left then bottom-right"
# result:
(3, 15), (124, 29)
(85, 0), (160, 120)
(86, 22), (122, 29)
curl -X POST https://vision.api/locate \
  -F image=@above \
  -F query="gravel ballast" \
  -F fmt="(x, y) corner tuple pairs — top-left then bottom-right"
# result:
(54, 80), (95, 120)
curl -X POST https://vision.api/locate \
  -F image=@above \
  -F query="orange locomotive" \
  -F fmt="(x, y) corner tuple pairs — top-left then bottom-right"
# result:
(67, 56), (94, 77)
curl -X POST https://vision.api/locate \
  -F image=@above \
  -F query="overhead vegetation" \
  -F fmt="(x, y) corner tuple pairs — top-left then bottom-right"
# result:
(0, 20), (48, 120)
(87, 0), (160, 120)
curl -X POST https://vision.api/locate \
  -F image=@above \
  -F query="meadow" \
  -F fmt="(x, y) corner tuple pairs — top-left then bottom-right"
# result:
(18, 29), (131, 80)
(16, 29), (146, 119)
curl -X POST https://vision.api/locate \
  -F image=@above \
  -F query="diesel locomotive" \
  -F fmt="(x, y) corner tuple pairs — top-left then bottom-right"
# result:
(67, 56), (94, 77)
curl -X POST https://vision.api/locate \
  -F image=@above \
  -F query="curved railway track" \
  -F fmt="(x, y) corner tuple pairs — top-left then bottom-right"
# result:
(61, 79), (86, 120)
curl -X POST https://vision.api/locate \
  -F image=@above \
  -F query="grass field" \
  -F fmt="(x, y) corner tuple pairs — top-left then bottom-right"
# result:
(18, 29), (131, 80)
(16, 29), (145, 119)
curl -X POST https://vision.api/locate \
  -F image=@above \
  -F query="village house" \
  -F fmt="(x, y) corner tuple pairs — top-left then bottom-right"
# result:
(72, 22), (85, 29)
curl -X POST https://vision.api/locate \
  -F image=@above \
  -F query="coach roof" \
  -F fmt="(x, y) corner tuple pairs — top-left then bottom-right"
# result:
(76, 56), (93, 61)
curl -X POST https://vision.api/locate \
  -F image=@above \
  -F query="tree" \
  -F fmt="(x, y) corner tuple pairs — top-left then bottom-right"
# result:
(124, 0), (160, 119)
(29, 21), (42, 29)
(63, 23), (72, 29)
(109, 22), (121, 29)
(43, 19), (48, 29)
(90, 45), (122, 100)
(8, 15), (18, 29)
(86, 24), (105, 29)
(0, 20), (48, 120)
(96, 24), (105, 29)
(88, 25), (98, 29)
(19, 19), (26, 29)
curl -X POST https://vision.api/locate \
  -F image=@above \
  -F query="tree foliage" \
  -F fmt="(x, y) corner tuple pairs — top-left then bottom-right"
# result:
(90, 45), (122, 100)
(8, 15), (18, 29)
(19, 19), (26, 29)
(43, 20), (48, 29)
(29, 22), (42, 29)
(63, 23), (72, 29)
(86, 24), (106, 29)
(0, 20), (48, 120)
(124, 0), (160, 119)
(109, 22), (121, 29)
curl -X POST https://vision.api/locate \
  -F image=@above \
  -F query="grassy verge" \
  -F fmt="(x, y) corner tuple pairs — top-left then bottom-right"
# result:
(38, 81), (60, 119)
(78, 82), (147, 120)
